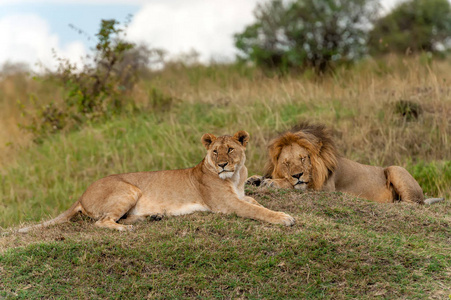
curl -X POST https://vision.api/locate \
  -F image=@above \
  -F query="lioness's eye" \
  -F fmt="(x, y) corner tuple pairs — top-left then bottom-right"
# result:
(213, 150), (218, 154)
(228, 148), (234, 153)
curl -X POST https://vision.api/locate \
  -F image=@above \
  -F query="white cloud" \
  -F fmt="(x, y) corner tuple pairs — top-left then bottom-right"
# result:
(126, 0), (259, 62)
(0, 13), (86, 71)
(0, 0), (146, 4)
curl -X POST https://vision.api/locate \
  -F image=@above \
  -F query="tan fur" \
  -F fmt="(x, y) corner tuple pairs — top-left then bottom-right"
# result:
(248, 123), (440, 204)
(19, 131), (294, 233)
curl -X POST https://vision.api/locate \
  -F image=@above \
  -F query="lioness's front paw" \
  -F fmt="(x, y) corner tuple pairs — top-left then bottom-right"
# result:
(245, 175), (264, 187)
(275, 212), (295, 226)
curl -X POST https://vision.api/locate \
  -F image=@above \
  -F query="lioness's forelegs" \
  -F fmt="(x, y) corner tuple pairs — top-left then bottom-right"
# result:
(243, 196), (263, 207)
(215, 197), (295, 226)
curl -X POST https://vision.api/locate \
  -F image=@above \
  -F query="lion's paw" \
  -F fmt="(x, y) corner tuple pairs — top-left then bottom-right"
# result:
(275, 212), (295, 227)
(262, 179), (275, 188)
(245, 175), (264, 187)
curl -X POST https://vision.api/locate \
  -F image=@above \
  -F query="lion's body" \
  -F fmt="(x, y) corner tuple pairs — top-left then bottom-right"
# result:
(19, 131), (294, 233)
(325, 157), (423, 203)
(247, 123), (440, 204)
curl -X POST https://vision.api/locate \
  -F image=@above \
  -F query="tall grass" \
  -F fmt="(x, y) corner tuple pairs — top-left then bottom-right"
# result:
(0, 55), (450, 228)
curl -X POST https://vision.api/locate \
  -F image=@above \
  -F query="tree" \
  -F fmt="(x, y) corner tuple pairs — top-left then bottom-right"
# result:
(234, 0), (379, 73)
(368, 0), (451, 55)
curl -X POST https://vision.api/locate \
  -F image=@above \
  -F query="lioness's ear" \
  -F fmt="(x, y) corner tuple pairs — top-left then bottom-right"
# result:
(233, 130), (250, 147)
(201, 133), (217, 150)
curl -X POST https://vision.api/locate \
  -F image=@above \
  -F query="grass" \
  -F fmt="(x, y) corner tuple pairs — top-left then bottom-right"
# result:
(0, 55), (450, 298)
(1, 188), (450, 298)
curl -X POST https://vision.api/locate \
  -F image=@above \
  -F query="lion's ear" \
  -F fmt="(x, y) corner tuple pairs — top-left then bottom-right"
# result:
(201, 133), (217, 150)
(233, 131), (250, 147)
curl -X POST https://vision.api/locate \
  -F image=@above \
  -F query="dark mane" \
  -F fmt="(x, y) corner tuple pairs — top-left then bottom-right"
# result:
(289, 122), (335, 149)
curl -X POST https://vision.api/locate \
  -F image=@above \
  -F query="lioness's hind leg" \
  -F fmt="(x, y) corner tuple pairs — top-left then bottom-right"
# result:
(95, 217), (134, 231)
(86, 181), (143, 231)
(120, 215), (145, 225)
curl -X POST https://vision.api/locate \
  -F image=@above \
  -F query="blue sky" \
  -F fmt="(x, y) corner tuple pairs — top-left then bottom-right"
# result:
(0, 3), (140, 47)
(0, 0), (400, 72)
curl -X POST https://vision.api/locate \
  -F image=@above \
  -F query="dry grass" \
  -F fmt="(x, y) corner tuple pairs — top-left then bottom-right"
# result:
(114, 55), (449, 170)
(1, 55), (450, 167)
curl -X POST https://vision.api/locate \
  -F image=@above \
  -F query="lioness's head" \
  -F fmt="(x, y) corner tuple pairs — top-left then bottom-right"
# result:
(265, 123), (338, 190)
(201, 131), (249, 179)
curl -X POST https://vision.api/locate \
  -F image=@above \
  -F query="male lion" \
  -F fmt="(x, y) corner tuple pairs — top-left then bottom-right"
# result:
(19, 131), (294, 233)
(247, 123), (443, 205)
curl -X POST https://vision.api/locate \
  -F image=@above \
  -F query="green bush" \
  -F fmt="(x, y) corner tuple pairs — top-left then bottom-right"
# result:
(20, 19), (150, 142)
(234, 0), (379, 73)
(368, 0), (451, 55)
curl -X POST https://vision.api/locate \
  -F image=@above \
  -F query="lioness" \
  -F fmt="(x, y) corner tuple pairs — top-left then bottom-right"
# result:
(247, 123), (443, 205)
(18, 131), (294, 233)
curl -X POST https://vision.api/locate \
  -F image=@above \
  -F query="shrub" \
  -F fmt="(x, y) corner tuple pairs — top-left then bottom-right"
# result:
(20, 18), (151, 141)
(368, 0), (451, 55)
(234, 0), (380, 73)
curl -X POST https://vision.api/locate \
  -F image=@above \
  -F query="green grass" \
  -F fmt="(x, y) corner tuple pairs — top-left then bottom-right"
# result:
(1, 188), (450, 299)
(408, 160), (451, 198)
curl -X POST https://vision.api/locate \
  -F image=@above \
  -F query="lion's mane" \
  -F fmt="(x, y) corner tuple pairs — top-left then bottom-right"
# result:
(264, 122), (339, 190)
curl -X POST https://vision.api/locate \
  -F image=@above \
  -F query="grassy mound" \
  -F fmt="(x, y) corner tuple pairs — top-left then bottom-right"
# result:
(1, 188), (450, 298)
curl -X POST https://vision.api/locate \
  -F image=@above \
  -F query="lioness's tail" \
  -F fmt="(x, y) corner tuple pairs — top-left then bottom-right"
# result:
(18, 201), (82, 233)
(424, 198), (445, 205)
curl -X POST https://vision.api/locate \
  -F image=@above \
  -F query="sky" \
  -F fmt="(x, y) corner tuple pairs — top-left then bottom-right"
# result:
(0, 0), (401, 72)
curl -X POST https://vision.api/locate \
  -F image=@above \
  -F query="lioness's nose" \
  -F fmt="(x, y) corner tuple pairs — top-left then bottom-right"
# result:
(292, 172), (303, 179)
(218, 162), (228, 168)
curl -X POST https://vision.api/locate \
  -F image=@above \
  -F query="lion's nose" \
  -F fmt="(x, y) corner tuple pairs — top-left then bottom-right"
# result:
(218, 162), (228, 168)
(292, 172), (303, 179)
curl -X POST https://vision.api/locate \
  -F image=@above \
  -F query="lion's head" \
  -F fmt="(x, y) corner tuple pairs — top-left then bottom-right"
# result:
(201, 131), (249, 179)
(264, 123), (338, 190)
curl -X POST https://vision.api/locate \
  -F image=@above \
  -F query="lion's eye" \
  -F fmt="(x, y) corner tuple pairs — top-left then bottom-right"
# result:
(228, 148), (234, 153)
(213, 150), (218, 155)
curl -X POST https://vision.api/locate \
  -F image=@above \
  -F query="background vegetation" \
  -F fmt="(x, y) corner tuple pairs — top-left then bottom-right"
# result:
(235, 0), (380, 72)
(235, 0), (451, 72)
(1, 1), (450, 297)
(369, 0), (451, 55)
